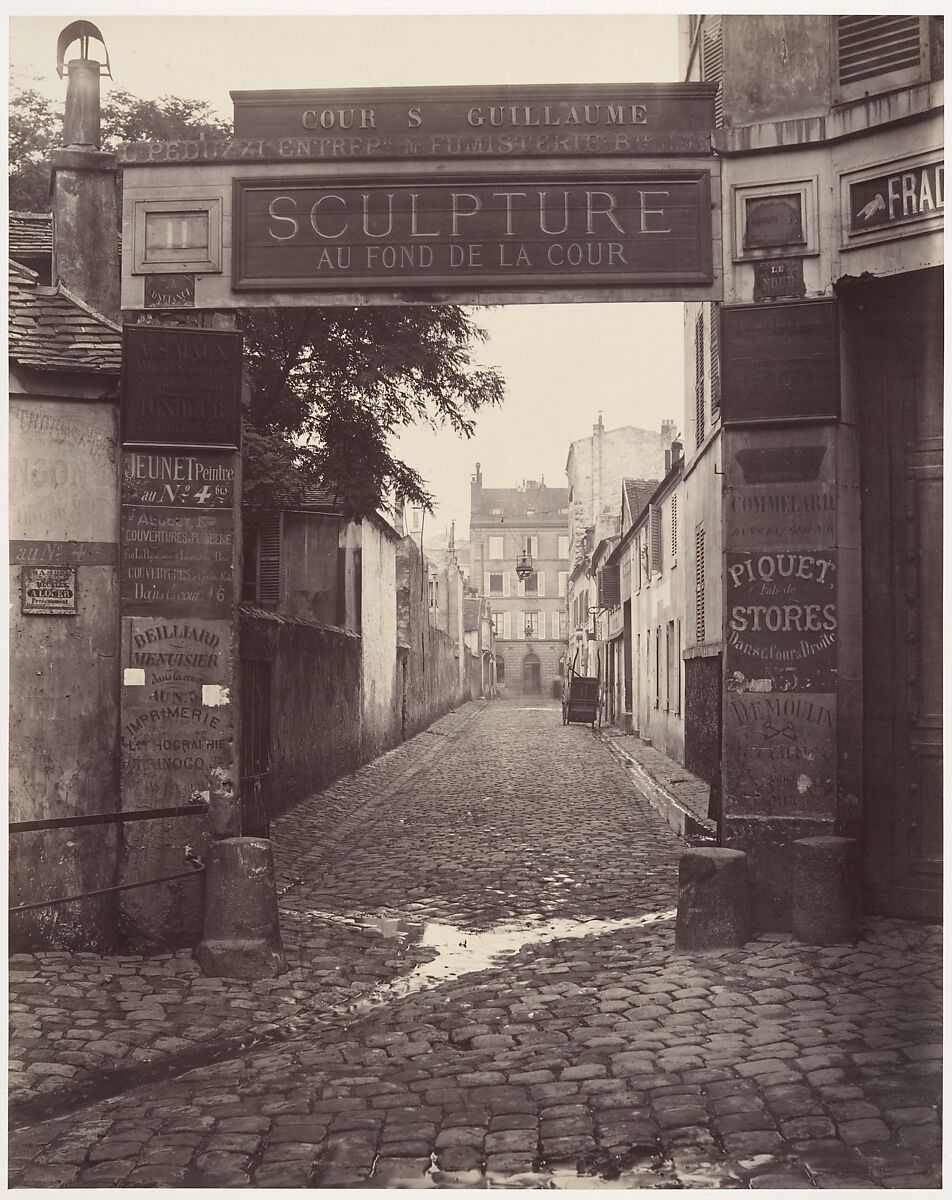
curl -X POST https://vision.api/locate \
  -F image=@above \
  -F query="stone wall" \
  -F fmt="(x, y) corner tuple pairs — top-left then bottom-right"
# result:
(397, 536), (468, 739)
(9, 397), (121, 952)
(239, 607), (362, 821)
(360, 518), (401, 761)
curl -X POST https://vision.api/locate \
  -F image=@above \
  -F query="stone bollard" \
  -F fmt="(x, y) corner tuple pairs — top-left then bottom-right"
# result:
(792, 836), (862, 945)
(196, 837), (288, 979)
(676, 848), (751, 951)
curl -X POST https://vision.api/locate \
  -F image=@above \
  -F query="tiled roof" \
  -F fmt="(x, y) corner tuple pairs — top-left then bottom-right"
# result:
(10, 211), (52, 260)
(623, 478), (658, 524)
(472, 484), (569, 523)
(9, 261), (121, 374)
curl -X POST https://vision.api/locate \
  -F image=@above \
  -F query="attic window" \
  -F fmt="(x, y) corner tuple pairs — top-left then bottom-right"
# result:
(835, 15), (929, 102)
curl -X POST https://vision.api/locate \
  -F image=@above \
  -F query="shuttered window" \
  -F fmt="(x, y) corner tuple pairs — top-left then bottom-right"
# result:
(700, 18), (724, 128)
(599, 563), (621, 607)
(836, 16), (927, 100)
(655, 626), (662, 708)
(695, 523), (706, 643)
(649, 505), (663, 575)
(695, 309), (706, 448)
(710, 303), (721, 418)
(257, 513), (283, 606)
(670, 494), (678, 560)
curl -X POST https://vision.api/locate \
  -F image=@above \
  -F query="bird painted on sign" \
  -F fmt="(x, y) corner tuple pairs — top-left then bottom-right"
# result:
(857, 193), (886, 223)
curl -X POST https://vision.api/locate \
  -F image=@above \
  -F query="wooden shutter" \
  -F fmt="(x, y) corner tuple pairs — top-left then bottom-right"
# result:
(710, 303), (721, 417)
(649, 506), (662, 575)
(538, 612), (546, 640)
(257, 513), (283, 605)
(670, 494), (678, 559)
(695, 523), (706, 643)
(503, 573), (511, 597)
(517, 577), (525, 597)
(695, 309), (706, 448)
(483, 571), (491, 596)
(599, 563), (621, 607)
(700, 18), (724, 128)
(836, 15), (926, 100)
(502, 612), (511, 640)
(538, 571), (546, 598)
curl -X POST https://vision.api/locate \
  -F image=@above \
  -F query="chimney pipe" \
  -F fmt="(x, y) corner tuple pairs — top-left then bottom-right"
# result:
(51, 21), (119, 320)
(63, 57), (102, 148)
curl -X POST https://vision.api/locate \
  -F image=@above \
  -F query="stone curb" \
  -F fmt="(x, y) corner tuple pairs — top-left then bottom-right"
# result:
(600, 736), (716, 842)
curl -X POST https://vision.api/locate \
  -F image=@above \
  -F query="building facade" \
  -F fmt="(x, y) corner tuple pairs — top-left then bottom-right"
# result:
(566, 419), (674, 678)
(469, 466), (569, 695)
(681, 13), (943, 924)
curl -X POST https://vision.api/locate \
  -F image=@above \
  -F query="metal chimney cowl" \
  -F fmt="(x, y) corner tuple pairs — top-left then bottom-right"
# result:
(57, 20), (112, 149)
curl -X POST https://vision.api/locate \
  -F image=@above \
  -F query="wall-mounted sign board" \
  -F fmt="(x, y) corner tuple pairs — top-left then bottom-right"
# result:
(232, 172), (714, 291)
(21, 566), (78, 615)
(223, 84), (716, 160)
(121, 326), (242, 447)
(720, 300), (840, 424)
(842, 154), (943, 244)
(120, 449), (236, 618)
(119, 82), (721, 309)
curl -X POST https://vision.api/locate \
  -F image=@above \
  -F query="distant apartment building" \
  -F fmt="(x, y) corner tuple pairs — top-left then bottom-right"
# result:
(469, 465), (570, 694)
(565, 417), (676, 675)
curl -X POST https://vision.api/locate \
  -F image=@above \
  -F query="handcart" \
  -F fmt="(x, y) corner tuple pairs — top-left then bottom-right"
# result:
(562, 672), (600, 728)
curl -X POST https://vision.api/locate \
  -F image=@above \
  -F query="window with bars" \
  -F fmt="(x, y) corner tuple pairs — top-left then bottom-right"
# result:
(695, 523), (706, 643)
(670, 494), (678, 560)
(835, 15), (929, 102)
(710, 303), (721, 418)
(694, 309), (706, 448)
(700, 18), (724, 128)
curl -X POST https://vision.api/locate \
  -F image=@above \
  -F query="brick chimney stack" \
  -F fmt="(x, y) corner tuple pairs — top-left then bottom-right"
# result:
(51, 22), (119, 321)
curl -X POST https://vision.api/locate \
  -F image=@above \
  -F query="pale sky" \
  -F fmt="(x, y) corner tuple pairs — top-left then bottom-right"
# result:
(9, 9), (686, 537)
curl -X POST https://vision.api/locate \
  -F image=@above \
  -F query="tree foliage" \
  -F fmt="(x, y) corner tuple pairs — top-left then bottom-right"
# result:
(239, 306), (504, 516)
(9, 82), (230, 210)
(9, 83), (504, 518)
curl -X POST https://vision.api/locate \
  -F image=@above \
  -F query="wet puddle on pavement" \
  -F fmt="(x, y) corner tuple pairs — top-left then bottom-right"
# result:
(282, 905), (676, 1010)
(366, 909), (677, 1003)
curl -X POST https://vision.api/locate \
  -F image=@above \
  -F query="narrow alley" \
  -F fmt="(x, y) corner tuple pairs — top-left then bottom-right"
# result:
(9, 697), (941, 1189)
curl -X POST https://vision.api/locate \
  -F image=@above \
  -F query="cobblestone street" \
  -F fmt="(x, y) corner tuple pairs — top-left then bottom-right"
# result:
(9, 697), (942, 1189)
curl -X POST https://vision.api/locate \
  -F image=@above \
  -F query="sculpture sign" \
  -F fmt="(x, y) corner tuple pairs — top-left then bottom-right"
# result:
(233, 173), (713, 291)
